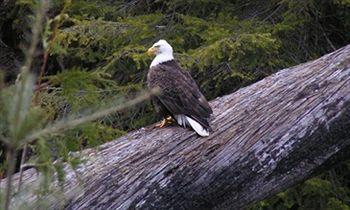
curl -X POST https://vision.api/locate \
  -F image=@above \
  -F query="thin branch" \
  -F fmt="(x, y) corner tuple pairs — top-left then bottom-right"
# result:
(262, 2), (283, 22)
(35, 1), (71, 101)
(20, 88), (159, 147)
(4, 148), (17, 210)
(17, 144), (28, 192)
(320, 25), (336, 51)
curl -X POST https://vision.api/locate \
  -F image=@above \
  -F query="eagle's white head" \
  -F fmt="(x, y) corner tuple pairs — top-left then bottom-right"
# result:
(147, 39), (174, 67)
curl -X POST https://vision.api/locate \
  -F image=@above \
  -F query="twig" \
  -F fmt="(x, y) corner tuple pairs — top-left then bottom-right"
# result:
(34, 52), (49, 102)
(17, 144), (28, 192)
(262, 2), (283, 22)
(320, 25), (336, 51)
(20, 88), (159, 147)
(34, 1), (70, 101)
(4, 148), (17, 210)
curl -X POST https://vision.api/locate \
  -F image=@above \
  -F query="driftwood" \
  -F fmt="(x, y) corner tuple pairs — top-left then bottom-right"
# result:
(2, 45), (350, 209)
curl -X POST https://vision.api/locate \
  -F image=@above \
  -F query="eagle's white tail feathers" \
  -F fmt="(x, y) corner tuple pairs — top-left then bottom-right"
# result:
(175, 114), (209, 137)
(175, 115), (186, 128)
(186, 116), (210, 137)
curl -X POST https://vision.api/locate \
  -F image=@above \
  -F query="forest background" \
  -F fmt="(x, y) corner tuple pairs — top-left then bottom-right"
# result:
(0, 0), (349, 209)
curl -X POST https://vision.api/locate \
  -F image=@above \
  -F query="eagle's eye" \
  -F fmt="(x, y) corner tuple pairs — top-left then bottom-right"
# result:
(154, 45), (160, 48)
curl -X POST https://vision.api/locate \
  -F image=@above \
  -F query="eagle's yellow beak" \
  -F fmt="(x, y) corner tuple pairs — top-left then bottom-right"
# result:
(147, 47), (158, 56)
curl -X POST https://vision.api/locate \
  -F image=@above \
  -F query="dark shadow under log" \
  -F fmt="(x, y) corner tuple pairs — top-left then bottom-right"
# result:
(2, 45), (350, 209)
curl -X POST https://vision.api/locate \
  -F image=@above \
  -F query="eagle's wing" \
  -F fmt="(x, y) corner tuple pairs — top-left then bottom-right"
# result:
(181, 69), (212, 114)
(154, 63), (212, 128)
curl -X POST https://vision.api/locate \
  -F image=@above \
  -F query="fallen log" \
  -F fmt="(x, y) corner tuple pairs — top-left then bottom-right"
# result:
(2, 44), (350, 209)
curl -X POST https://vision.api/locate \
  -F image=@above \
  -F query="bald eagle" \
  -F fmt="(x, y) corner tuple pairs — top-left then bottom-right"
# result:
(147, 40), (213, 136)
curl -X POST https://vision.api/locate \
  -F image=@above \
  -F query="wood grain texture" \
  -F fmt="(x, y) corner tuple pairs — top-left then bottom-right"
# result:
(2, 45), (350, 209)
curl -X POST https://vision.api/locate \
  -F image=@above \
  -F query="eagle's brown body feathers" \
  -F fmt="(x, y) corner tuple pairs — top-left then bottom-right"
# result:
(147, 60), (212, 130)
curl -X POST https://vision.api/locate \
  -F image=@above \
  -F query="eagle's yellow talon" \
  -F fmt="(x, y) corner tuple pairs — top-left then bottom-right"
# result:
(155, 116), (174, 128)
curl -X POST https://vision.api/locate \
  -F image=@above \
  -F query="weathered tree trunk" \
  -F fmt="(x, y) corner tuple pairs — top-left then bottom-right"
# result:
(2, 45), (350, 209)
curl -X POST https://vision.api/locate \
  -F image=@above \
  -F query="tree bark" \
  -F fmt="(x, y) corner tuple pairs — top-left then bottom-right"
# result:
(2, 45), (350, 209)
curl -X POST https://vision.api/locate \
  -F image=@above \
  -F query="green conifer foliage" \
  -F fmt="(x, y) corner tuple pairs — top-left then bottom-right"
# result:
(0, 0), (349, 208)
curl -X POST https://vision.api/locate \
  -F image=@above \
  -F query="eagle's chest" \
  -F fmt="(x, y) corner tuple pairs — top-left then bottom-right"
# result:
(147, 67), (174, 89)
